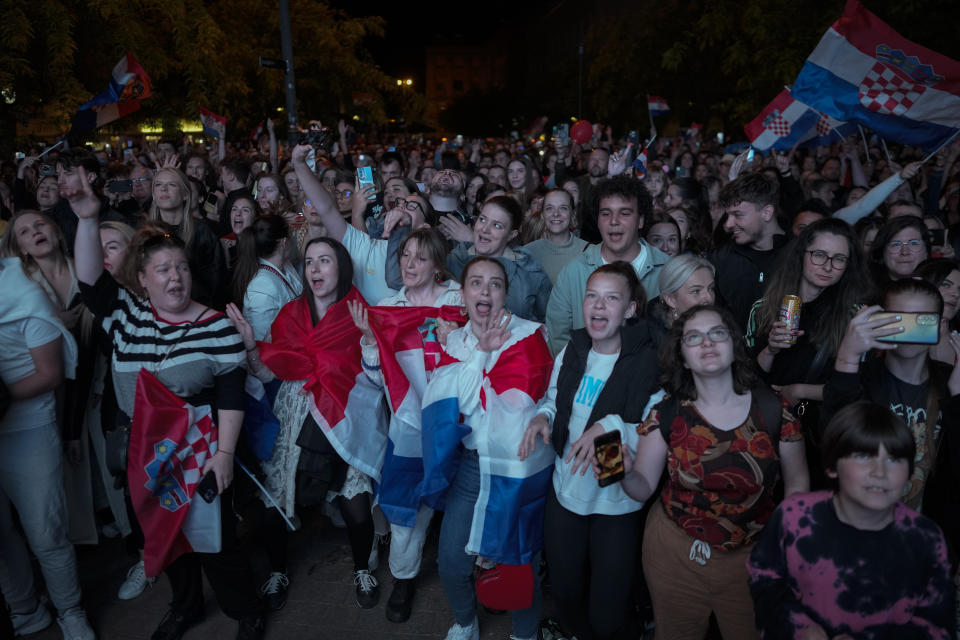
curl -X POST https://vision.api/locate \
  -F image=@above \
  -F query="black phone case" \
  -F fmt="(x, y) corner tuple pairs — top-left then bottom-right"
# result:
(197, 471), (218, 503)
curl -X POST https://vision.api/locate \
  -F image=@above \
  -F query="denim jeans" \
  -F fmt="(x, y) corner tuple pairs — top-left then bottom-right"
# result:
(0, 423), (83, 614)
(437, 448), (542, 638)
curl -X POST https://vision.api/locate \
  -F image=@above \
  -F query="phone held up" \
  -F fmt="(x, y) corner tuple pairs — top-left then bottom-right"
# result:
(872, 310), (940, 345)
(594, 430), (625, 487)
(356, 166), (376, 200)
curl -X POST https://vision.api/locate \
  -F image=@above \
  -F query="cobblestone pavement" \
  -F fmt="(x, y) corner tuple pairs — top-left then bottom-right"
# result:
(23, 513), (568, 640)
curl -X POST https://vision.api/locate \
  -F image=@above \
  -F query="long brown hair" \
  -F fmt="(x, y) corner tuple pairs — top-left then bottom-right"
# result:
(0, 210), (70, 275)
(659, 304), (759, 401)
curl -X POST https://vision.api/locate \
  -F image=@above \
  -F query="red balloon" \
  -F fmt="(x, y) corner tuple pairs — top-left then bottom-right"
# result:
(570, 120), (592, 144)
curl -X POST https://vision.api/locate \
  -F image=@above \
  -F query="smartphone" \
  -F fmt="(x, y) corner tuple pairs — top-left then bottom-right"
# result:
(717, 132), (725, 144)
(873, 311), (940, 345)
(416, 182), (426, 193)
(15, 152), (25, 160)
(595, 431), (625, 487)
(107, 179), (133, 194)
(203, 192), (219, 216)
(123, 148), (134, 162)
(627, 130), (639, 145)
(388, 146), (396, 152)
(197, 470), (218, 503)
(356, 166), (375, 199)
(260, 162), (268, 173)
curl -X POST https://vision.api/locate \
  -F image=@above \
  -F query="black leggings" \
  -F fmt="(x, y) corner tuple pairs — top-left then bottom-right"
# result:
(263, 492), (374, 573)
(543, 487), (641, 640)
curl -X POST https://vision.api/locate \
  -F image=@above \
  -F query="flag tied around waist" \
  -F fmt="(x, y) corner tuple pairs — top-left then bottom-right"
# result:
(258, 289), (388, 482)
(129, 369), (221, 578)
(746, 89), (857, 151)
(70, 53), (152, 135)
(790, 0), (960, 151)
(199, 107), (226, 139)
(421, 318), (555, 565)
(365, 304), (466, 527)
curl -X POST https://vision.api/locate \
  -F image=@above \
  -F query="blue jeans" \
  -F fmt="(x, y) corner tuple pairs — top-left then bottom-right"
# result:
(437, 449), (542, 638)
(0, 423), (83, 614)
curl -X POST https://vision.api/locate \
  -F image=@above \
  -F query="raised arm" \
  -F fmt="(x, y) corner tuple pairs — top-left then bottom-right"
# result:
(290, 143), (347, 241)
(64, 173), (104, 285)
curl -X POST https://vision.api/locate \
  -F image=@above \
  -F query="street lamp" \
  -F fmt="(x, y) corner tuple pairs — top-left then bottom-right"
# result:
(405, 78), (413, 86)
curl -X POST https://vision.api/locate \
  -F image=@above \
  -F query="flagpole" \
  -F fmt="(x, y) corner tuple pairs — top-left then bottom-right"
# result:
(880, 138), (893, 166)
(235, 458), (297, 531)
(921, 129), (960, 164)
(857, 125), (870, 159)
(647, 95), (656, 138)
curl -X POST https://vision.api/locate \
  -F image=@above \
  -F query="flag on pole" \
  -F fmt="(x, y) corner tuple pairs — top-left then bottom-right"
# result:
(745, 89), (857, 151)
(647, 95), (670, 116)
(70, 53), (152, 135)
(684, 122), (703, 140)
(128, 370), (222, 578)
(199, 107), (226, 139)
(790, 0), (960, 151)
(365, 305), (465, 527)
(421, 318), (554, 565)
(258, 290), (389, 481)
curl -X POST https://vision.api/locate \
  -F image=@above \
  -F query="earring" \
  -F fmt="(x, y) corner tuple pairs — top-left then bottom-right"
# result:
(459, 307), (467, 317)
(434, 272), (443, 283)
(673, 308), (679, 319)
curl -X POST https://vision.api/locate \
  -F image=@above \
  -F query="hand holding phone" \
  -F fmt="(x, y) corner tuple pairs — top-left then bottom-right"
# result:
(197, 470), (218, 503)
(872, 311), (940, 344)
(356, 166), (376, 200)
(594, 430), (625, 487)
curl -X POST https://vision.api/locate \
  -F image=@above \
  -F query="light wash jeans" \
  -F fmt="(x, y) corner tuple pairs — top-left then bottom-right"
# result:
(0, 423), (83, 614)
(437, 449), (542, 638)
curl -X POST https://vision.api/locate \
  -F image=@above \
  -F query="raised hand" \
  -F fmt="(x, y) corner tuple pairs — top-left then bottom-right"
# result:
(437, 215), (473, 243)
(565, 422), (606, 476)
(62, 171), (100, 220)
(225, 303), (256, 351)
(475, 309), (511, 352)
(899, 161), (922, 180)
(608, 144), (633, 177)
(347, 299), (376, 344)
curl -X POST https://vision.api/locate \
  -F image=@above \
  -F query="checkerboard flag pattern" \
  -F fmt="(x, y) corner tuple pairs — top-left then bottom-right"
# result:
(129, 370), (222, 578)
(791, 0), (960, 151)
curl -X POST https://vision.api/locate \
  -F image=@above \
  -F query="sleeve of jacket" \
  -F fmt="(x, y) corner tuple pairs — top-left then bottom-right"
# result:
(546, 264), (575, 356)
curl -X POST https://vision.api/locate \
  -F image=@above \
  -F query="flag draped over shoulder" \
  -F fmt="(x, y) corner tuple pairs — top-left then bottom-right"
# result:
(790, 0), (960, 151)
(70, 53), (152, 135)
(366, 305), (465, 527)
(128, 370), (221, 578)
(257, 289), (388, 481)
(746, 90), (857, 151)
(421, 318), (554, 565)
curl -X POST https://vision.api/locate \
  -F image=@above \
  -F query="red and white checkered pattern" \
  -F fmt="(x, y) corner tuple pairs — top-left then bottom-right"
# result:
(175, 410), (216, 488)
(859, 62), (925, 116)
(815, 116), (832, 137)
(765, 113), (791, 137)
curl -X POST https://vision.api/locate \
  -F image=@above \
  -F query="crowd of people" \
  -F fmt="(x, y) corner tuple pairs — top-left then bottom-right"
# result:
(1, 119), (960, 640)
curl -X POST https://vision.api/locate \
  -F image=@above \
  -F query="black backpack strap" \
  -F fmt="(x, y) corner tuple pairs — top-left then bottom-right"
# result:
(752, 384), (784, 448)
(655, 394), (681, 444)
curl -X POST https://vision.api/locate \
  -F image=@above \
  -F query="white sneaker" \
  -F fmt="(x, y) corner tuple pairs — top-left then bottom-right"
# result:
(443, 618), (479, 640)
(56, 606), (95, 640)
(117, 560), (156, 600)
(12, 601), (53, 635)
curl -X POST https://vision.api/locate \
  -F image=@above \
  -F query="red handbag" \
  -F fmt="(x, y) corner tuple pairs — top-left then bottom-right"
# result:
(475, 562), (534, 611)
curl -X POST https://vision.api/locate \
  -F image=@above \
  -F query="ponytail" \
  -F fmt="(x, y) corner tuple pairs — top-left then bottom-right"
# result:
(230, 214), (290, 306)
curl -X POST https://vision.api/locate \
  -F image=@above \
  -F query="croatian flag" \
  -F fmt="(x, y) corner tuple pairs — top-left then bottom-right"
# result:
(258, 289), (389, 481)
(128, 370), (221, 578)
(199, 107), (226, 139)
(790, 0), (960, 151)
(648, 95), (670, 117)
(366, 305), (465, 527)
(684, 122), (703, 140)
(70, 53), (152, 135)
(746, 90), (858, 151)
(633, 147), (648, 178)
(421, 317), (554, 565)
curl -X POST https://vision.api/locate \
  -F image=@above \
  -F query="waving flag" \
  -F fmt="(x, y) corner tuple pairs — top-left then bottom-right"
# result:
(633, 146), (648, 178)
(647, 95), (670, 117)
(790, 0), (960, 151)
(258, 290), (389, 481)
(199, 107), (226, 139)
(70, 53), (152, 135)
(746, 90), (858, 151)
(421, 318), (554, 565)
(366, 305), (465, 527)
(128, 370), (221, 578)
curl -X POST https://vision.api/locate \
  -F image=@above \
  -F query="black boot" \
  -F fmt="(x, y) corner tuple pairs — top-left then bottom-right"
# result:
(385, 578), (416, 623)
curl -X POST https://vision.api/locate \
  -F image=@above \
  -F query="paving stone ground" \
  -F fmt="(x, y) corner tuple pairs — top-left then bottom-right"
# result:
(22, 513), (565, 640)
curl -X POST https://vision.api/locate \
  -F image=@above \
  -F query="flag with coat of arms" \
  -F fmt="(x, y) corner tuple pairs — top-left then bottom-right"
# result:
(745, 89), (858, 151)
(70, 53), (152, 135)
(365, 305), (466, 527)
(790, 0), (960, 151)
(421, 316), (554, 565)
(199, 107), (226, 139)
(128, 369), (221, 578)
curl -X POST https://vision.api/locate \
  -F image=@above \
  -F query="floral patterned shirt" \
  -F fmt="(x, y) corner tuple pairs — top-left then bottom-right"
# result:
(639, 394), (802, 551)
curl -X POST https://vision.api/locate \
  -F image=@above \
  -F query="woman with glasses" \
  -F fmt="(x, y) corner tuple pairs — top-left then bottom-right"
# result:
(869, 216), (930, 288)
(745, 219), (873, 483)
(620, 304), (809, 640)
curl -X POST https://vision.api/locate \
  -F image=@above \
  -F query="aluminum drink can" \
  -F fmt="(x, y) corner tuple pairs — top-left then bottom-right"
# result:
(779, 295), (802, 344)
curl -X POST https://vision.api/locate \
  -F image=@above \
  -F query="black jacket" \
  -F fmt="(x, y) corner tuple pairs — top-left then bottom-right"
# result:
(710, 233), (790, 332)
(551, 320), (662, 456)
